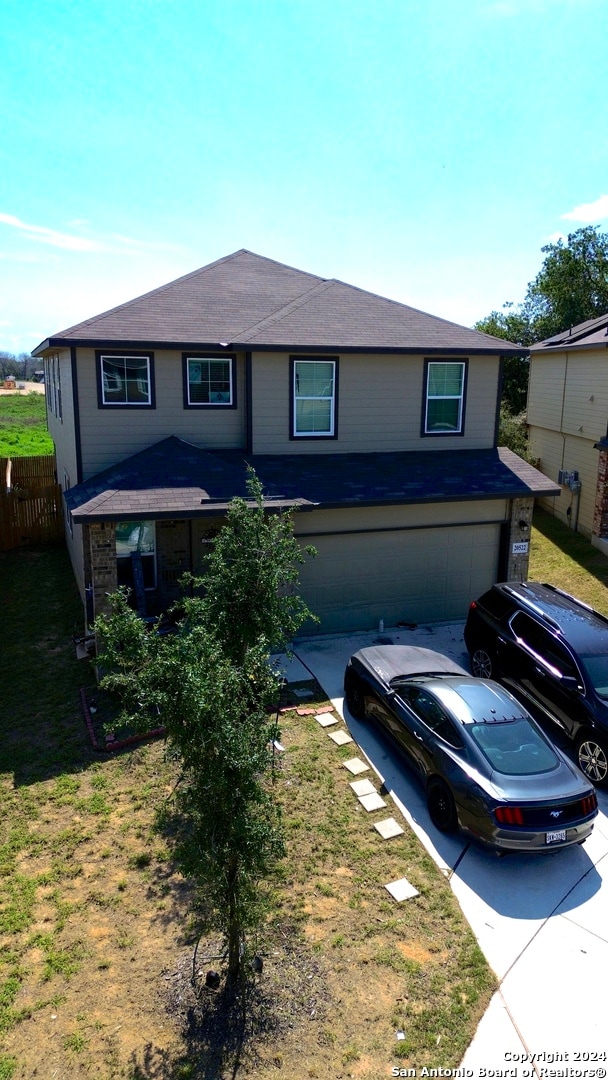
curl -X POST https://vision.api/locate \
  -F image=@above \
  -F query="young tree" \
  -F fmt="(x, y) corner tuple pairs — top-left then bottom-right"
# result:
(181, 467), (316, 663)
(94, 471), (316, 986)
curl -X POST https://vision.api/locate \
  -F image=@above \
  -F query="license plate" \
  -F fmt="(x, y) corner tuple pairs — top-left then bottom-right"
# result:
(546, 829), (567, 844)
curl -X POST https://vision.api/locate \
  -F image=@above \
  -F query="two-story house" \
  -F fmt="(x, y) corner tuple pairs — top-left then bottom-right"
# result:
(33, 249), (558, 634)
(527, 313), (608, 550)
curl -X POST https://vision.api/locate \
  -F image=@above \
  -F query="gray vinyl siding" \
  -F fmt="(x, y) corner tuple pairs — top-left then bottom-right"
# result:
(528, 351), (608, 442)
(526, 355), (568, 430)
(527, 347), (608, 538)
(46, 349), (78, 484)
(44, 349), (86, 598)
(75, 348), (247, 477)
(529, 425), (599, 537)
(67, 521), (87, 605)
(560, 355), (608, 441)
(251, 352), (500, 454)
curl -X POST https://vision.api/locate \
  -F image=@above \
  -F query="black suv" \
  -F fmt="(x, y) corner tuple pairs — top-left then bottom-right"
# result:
(464, 581), (608, 788)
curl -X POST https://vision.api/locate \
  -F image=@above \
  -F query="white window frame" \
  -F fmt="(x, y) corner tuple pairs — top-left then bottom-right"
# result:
(292, 358), (336, 438)
(186, 356), (233, 406)
(100, 354), (152, 406)
(424, 360), (466, 435)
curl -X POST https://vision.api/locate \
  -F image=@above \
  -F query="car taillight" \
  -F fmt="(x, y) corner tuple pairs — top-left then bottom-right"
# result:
(495, 805), (525, 826)
(581, 793), (597, 816)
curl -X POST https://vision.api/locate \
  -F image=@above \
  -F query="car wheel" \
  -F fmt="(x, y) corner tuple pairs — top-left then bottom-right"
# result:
(344, 675), (366, 719)
(576, 734), (608, 788)
(470, 647), (494, 679)
(427, 779), (458, 833)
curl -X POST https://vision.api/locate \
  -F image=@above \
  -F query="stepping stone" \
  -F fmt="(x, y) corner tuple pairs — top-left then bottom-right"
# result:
(328, 728), (353, 745)
(316, 713), (339, 728)
(358, 792), (387, 812)
(296, 707), (316, 716)
(350, 778), (376, 796)
(343, 757), (369, 776)
(315, 705), (335, 714)
(374, 817), (404, 839)
(385, 877), (419, 902)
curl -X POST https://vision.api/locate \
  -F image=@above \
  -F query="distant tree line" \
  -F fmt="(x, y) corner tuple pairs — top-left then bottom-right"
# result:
(0, 352), (38, 381)
(475, 226), (608, 455)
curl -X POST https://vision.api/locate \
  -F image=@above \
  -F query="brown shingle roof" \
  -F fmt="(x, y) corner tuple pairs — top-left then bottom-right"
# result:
(35, 249), (524, 355)
(64, 437), (560, 522)
(530, 313), (608, 352)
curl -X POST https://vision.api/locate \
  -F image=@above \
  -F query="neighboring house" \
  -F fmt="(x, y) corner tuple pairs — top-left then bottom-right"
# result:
(33, 249), (558, 634)
(528, 313), (608, 550)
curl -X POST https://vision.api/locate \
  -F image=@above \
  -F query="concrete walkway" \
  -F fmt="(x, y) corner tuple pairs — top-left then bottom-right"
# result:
(281, 623), (608, 1070)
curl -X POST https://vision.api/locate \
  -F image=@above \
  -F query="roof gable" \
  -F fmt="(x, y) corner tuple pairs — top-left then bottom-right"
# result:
(36, 249), (523, 355)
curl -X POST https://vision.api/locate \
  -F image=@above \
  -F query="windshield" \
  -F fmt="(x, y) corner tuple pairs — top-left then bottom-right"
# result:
(580, 653), (608, 699)
(469, 718), (558, 776)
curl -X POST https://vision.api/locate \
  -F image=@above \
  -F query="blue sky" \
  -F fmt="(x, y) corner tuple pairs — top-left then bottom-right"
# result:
(1, 0), (607, 355)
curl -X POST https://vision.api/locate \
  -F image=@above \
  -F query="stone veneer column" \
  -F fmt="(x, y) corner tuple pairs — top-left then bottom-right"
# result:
(504, 497), (534, 581)
(88, 521), (117, 620)
(593, 447), (608, 538)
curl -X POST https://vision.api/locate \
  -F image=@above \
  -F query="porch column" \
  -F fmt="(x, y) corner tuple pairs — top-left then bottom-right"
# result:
(505, 497), (534, 581)
(88, 521), (117, 620)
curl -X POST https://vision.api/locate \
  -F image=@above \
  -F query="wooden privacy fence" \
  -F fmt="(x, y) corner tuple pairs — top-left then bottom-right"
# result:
(0, 455), (64, 551)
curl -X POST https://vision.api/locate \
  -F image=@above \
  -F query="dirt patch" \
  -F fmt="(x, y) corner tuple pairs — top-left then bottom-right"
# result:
(0, 382), (44, 395)
(1, 607), (495, 1080)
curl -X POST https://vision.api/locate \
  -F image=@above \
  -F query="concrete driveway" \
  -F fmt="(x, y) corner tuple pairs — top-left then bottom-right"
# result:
(285, 622), (608, 1068)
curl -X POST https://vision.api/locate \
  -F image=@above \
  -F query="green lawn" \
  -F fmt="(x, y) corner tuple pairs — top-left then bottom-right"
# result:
(0, 393), (54, 456)
(529, 507), (608, 614)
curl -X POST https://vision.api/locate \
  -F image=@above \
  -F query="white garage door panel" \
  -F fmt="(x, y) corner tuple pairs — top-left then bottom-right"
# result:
(298, 524), (500, 632)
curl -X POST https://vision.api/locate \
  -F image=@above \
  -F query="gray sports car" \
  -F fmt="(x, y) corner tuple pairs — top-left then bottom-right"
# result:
(343, 645), (597, 853)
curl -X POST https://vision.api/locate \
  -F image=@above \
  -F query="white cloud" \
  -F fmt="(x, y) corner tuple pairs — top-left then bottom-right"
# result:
(0, 212), (105, 252)
(561, 195), (608, 222)
(0, 214), (181, 257)
(546, 231), (566, 243)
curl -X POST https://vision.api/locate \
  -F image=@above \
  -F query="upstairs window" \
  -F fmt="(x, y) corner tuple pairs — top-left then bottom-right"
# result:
(97, 352), (154, 407)
(183, 355), (235, 407)
(291, 357), (337, 438)
(424, 360), (466, 435)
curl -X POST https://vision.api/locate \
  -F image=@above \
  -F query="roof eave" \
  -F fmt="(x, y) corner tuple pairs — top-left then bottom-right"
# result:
(35, 336), (526, 357)
(70, 483), (559, 524)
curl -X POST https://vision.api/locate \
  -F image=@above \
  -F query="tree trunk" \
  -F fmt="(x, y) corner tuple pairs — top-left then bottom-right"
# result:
(226, 856), (241, 985)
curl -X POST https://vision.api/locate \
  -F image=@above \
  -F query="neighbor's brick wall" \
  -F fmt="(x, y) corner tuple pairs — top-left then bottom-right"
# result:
(593, 449), (608, 538)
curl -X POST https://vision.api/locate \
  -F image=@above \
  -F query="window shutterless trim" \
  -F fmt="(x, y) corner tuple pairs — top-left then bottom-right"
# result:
(289, 355), (339, 440)
(181, 353), (237, 409)
(95, 351), (155, 408)
(421, 358), (468, 437)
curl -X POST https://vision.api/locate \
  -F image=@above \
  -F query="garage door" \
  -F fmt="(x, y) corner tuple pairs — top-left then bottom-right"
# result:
(297, 522), (500, 633)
